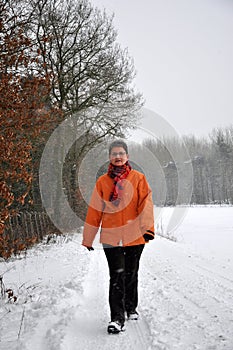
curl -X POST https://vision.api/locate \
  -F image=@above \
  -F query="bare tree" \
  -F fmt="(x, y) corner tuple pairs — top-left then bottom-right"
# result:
(23, 0), (143, 138)
(210, 128), (233, 203)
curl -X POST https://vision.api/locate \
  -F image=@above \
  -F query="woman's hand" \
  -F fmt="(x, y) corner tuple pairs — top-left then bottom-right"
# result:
(143, 230), (155, 242)
(84, 246), (94, 251)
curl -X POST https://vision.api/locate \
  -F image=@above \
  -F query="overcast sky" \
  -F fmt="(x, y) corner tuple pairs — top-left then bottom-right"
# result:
(93, 0), (233, 137)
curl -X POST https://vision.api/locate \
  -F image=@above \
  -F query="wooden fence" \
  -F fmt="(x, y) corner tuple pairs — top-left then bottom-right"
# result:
(4, 211), (58, 243)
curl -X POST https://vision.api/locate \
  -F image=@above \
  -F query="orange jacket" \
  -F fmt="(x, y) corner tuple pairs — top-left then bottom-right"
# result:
(82, 169), (155, 247)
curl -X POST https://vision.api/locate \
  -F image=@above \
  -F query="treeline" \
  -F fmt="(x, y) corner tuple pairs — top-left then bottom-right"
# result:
(61, 126), (233, 213)
(140, 126), (233, 206)
(0, 0), (142, 258)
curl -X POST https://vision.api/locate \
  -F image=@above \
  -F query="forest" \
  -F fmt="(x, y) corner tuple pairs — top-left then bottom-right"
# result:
(142, 129), (233, 206)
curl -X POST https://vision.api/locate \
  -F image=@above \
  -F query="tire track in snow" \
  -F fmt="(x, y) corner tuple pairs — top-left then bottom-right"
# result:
(141, 239), (233, 349)
(126, 312), (154, 350)
(157, 252), (233, 323)
(189, 263), (233, 293)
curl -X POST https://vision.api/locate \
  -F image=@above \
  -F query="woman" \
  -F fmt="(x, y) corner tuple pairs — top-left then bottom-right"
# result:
(82, 140), (155, 334)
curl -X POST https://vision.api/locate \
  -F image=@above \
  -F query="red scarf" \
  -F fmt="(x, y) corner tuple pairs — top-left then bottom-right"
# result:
(108, 161), (132, 206)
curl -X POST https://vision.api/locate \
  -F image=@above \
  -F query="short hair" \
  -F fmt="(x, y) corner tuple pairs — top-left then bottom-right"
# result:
(109, 140), (128, 155)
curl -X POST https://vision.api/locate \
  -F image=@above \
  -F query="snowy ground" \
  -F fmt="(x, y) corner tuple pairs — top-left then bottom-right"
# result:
(0, 206), (233, 350)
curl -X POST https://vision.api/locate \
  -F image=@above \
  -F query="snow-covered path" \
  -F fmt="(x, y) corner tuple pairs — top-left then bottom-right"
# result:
(59, 249), (153, 350)
(0, 207), (233, 350)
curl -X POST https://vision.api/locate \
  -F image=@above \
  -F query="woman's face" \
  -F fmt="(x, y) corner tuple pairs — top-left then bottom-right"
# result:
(109, 146), (129, 166)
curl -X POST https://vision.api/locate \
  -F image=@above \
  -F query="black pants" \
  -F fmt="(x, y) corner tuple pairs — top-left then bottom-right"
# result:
(103, 244), (144, 325)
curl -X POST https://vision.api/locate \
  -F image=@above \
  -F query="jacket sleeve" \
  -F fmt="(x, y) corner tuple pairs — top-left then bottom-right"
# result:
(82, 180), (104, 247)
(137, 175), (155, 239)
